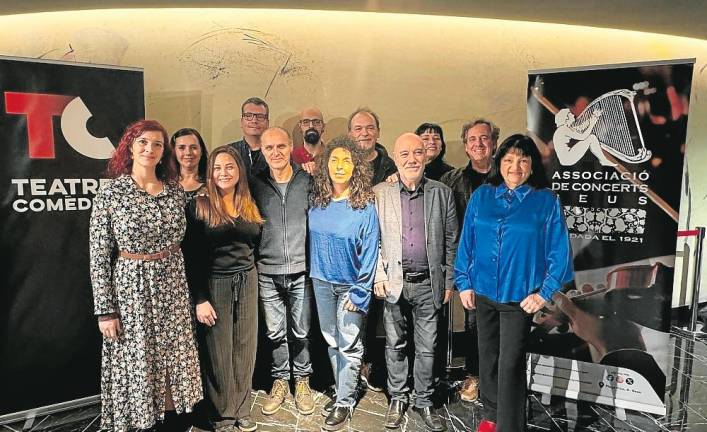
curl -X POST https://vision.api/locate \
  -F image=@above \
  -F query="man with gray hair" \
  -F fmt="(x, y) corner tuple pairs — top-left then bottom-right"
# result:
(348, 107), (397, 186)
(440, 118), (500, 403)
(347, 107), (397, 393)
(374, 133), (457, 431)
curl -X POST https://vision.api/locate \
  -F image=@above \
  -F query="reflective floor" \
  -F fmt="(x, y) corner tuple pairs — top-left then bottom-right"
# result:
(3, 330), (706, 432)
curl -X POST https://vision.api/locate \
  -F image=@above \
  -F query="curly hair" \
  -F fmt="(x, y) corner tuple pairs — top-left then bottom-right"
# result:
(311, 135), (374, 210)
(106, 119), (178, 182)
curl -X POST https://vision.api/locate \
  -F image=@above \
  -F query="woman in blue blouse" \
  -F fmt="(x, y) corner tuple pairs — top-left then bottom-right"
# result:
(309, 136), (380, 431)
(454, 134), (573, 432)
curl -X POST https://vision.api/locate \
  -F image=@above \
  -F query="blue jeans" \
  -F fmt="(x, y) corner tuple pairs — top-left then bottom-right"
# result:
(384, 278), (438, 408)
(312, 278), (365, 407)
(259, 272), (313, 380)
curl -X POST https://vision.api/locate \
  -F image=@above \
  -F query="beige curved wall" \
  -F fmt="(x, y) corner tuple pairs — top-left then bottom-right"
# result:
(0, 8), (706, 231)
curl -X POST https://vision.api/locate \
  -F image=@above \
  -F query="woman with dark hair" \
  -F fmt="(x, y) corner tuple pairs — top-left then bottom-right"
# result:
(454, 134), (573, 432)
(182, 145), (263, 432)
(171, 128), (209, 202)
(90, 119), (202, 432)
(308, 136), (380, 431)
(415, 123), (454, 180)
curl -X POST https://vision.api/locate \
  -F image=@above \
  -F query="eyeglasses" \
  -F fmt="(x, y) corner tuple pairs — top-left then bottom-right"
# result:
(242, 112), (268, 122)
(300, 119), (323, 127)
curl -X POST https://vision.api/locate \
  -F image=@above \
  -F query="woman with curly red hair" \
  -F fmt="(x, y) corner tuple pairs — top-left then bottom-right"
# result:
(90, 119), (202, 432)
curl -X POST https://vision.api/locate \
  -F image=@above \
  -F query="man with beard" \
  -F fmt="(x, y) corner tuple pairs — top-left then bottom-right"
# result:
(293, 107), (325, 165)
(440, 118), (499, 403)
(346, 107), (397, 393)
(228, 96), (270, 177)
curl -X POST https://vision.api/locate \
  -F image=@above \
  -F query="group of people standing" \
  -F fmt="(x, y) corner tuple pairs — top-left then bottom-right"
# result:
(89, 96), (574, 432)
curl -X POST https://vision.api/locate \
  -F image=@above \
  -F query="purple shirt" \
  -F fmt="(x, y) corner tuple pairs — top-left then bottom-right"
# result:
(400, 180), (428, 273)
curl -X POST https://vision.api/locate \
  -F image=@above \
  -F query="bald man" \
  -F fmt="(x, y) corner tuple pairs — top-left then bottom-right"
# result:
(373, 133), (458, 431)
(250, 127), (315, 416)
(293, 106), (325, 165)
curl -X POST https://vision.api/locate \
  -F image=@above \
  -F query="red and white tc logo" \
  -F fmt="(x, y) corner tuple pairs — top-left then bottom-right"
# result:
(4, 92), (115, 159)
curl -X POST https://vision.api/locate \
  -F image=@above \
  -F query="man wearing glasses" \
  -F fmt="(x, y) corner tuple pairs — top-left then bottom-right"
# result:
(293, 107), (325, 166)
(229, 96), (270, 177)
(440, 118), (499, 403)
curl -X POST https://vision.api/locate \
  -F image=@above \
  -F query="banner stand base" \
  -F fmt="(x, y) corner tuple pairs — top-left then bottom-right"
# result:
(0, 395), (99, 426)
(615, 407), (627, 421)
(671, 326), (707, 340)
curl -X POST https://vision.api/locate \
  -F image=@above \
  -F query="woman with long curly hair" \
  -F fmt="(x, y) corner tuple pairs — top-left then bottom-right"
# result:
(308, 136), (380, 431)
(89, 119), (202, 432)
(182, 145), (263, 432)
(170, 128), (209, 202)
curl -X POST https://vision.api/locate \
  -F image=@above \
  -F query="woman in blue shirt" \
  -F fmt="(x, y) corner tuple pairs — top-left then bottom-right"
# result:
(454, 134), (573, 432)
(309, 136), (380, 431)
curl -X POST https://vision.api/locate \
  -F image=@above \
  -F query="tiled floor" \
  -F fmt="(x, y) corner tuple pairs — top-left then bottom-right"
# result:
(3, 330), (707, 432)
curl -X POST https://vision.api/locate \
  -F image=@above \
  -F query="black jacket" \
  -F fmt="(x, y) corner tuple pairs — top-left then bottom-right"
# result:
(228, 138), (269, 178)
(424, 157), (454, 181)
(439, 162), (488, 228)
(371, 144), (397, 186)
(250, 164), (312, 275)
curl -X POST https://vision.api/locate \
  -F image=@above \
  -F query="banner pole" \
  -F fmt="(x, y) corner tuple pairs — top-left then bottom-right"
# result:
(689, 227), (705, 332)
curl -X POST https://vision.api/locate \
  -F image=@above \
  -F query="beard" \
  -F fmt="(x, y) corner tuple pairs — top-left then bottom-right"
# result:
(304, 128), (321, 145)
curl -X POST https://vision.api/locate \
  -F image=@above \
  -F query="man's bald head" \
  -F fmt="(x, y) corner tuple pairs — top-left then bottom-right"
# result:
(300, 106), (323, 121)
(394, 133), (426, 187)
(299, 106), (325, 144)
(261, 127), (293, 171)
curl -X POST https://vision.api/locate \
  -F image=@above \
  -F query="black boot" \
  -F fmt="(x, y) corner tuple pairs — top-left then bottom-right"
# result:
(384, 400), (408, 429)
(322, 406), (351, 431)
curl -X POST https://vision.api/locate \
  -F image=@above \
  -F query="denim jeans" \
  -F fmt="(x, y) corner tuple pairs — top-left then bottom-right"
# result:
(259, 272), (313, 380)
(312, 278), (365, 407)
(383, 278), (439, 408)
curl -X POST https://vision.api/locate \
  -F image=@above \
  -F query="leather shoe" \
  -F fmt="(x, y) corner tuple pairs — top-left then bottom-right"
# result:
(320, 398), (336, 417)
(322, 406), (351, 431)
(412, 406), (446, 432)
(477, 419), (496, 432)
(384, 400), (408, 429)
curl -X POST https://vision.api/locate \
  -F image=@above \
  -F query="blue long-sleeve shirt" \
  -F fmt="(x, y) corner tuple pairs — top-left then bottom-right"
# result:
(454, 183), (574, 303)
(309, 199), (380, 312)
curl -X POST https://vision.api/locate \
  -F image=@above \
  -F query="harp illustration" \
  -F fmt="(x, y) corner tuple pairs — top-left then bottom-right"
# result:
(572, 89), (651, 164)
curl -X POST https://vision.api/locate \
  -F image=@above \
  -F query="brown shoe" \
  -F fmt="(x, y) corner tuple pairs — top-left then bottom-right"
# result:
(262, 378), (290, 415)
(459, 376), (479, 402)
(294, 376), (315, 415)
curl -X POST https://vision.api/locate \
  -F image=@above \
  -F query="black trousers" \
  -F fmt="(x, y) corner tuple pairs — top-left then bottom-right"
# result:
(464, 308), (479, 376)
(476, 294), (532, 432)
(200, 267), (258, 430)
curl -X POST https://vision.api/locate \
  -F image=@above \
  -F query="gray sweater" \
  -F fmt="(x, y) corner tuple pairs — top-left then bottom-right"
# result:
(250, 164), (312, 275)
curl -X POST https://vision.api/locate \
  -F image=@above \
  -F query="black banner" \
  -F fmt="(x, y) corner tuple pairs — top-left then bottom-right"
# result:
(526, 60), (693, 412)
(0, 57), (144, 414)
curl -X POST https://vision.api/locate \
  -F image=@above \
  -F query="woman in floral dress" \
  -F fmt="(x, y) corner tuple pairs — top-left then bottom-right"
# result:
(89, 120), (202, 431)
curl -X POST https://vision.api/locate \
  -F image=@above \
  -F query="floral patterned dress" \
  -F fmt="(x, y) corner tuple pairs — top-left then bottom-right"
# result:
(89, 175), (202, 431)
